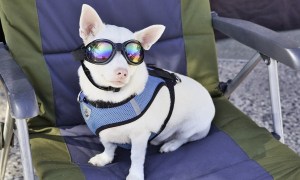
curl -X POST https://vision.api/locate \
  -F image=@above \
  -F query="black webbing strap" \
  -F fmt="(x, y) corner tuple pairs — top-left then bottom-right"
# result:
(73, 45), (121, 92)
(148, 65), (181, 85)
(72, 45), (85, 62)
(148, 67), (179, 141)
(81, 61), (121, 92)
(72, 44), (121, 92)
(150, 80), (175, 141)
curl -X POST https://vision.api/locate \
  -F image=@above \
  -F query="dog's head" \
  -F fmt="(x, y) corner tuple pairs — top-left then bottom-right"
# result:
(79, 4), (165, 91)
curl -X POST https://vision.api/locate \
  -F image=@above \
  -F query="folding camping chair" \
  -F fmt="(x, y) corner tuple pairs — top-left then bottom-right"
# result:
(0, 0), (300, 179)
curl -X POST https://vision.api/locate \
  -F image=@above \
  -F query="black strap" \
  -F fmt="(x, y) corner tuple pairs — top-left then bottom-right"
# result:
(72, 45), (121, 92)
(83, 94), (136, 108)
(72, 45), (85, 62)
(81, 61), (121, 92)
(73, 45), (121, 92)
(147, 67), (179, 141)
(151, 80), (175, 141)
(148, 65), (181, 85)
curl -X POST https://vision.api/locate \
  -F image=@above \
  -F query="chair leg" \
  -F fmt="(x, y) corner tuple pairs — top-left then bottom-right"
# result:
(268, 58), (284, 143)
(0, 102), (14, 179)
(15, 118), (35, 180)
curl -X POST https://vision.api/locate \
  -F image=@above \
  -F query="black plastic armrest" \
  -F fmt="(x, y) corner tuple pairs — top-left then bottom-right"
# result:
(0, 44), (38, 119)
(212, 13), (300, 70)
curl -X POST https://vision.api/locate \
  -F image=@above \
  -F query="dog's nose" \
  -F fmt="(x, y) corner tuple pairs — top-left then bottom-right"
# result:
(115, 68), (128, 79)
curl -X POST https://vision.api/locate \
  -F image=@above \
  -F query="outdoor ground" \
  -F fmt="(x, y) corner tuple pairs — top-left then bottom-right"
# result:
(0, 30), (299, 179)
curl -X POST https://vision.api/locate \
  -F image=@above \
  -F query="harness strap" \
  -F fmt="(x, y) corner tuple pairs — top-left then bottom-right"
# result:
(80, 65), (179, 143)
(82, 94), (136, 108)
(150, 79), (175, 141)
(148, 67), (178, 141)
(148, 65), (181, 84)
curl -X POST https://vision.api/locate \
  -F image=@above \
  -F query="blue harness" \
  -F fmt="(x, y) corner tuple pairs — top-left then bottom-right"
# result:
(78, 67), (179, 146)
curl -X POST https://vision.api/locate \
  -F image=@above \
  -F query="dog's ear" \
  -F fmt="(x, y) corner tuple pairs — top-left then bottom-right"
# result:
(134, 25), (165, 50)
(79, 4), (104, 43)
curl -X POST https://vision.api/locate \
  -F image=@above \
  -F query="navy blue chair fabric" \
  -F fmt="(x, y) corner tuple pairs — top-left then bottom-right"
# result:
(36, 0), (186, 126)
(60, 125), (272, 179)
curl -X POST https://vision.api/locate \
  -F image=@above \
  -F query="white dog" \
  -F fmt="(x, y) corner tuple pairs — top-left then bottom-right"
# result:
(76, 4), (215, 180)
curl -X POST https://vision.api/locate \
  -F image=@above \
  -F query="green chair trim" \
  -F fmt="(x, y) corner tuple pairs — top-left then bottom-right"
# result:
(30, 127), (84, 180)
(181, 0), (221, 97)
(213, 96), (300, 179)
(0, 0), (56, 127)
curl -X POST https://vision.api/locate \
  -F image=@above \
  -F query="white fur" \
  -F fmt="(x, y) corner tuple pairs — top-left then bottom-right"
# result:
(78, 4), (215, 180)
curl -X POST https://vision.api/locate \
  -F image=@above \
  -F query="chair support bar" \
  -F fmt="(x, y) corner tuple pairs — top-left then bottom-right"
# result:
(220, 54), (285, 143)
(268, 59), (284, 143)
(224, 53), (261, 98)
(15, 119), (35, 180)
(0, 102), (14, 179)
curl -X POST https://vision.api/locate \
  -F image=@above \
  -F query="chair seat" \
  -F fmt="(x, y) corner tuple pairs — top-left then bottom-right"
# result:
(29, 97), (300, 180)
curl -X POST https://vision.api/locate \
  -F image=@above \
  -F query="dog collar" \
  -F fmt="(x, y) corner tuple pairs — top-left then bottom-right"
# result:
(82, 94), (136, 108)
(81, 61), (121, 92)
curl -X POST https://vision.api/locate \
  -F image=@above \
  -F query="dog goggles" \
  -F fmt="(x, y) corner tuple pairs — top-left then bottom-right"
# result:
(72, 39), (144, 65)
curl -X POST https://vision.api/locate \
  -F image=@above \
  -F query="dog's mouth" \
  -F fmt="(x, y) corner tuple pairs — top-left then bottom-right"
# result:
(109, 80), (127, 87)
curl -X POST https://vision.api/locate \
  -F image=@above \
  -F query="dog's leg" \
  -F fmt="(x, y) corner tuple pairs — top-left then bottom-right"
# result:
(159, 130), (197, 153)
(159, 137), (188, 153)
(159, 126), (210, 153)
(89, 140), (117, 167)
(126, 132), (151, 180)
(150, 129), (176, 146)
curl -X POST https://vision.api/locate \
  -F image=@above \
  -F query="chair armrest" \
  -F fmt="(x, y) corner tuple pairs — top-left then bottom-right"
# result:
(212, 13), (300, 70)
(0, 44), (38, 119)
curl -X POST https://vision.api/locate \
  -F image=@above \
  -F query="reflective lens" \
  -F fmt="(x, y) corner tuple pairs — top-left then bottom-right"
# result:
(83, 39), (144, 65)
(87, 42), (113, 63)
(124, 42), (143, 63)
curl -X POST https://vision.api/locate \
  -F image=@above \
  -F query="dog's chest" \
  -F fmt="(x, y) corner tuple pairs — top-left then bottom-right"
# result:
(99, 86), (171, 144)
(79, 75), (171, 137)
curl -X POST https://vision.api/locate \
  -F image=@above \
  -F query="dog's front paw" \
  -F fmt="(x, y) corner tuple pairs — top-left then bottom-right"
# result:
(126, 173), (143, 180)
(88, 153), (113, 167)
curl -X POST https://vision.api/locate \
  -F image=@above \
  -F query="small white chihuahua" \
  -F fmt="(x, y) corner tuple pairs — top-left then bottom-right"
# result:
(76, 4), (215, 180)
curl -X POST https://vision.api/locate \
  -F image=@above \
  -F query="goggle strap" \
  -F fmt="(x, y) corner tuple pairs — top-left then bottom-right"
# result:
(116, 43), (123, 51)
(72, 45), (85, 61)
(81, 61), (121, 92)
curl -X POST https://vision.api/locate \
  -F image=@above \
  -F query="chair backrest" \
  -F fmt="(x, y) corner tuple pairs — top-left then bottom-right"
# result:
(0, 0), (219, 127)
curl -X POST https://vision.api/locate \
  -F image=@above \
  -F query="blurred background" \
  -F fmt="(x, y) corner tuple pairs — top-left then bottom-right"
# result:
(211, 0), (300, 39)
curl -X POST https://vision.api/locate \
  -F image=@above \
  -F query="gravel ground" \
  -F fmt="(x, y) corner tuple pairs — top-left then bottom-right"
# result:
(0, 30), (300, 179)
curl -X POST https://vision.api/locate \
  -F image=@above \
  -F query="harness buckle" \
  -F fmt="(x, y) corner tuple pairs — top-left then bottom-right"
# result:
(107, 86), (120, 92)
(174, 74), (182, 84)
(116, 43), (123, 51)
(170, 73), (181, 84)
(77, 91), (83, 102)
